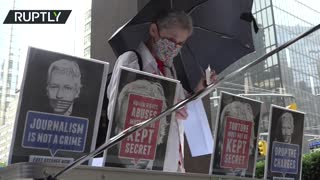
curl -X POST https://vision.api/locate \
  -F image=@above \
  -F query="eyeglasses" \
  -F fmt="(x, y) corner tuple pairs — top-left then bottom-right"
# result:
(156, 24), (186, 47)
(162, 37), (185, 47)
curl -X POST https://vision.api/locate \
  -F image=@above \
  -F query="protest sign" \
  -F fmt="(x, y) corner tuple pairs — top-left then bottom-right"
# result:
(104, 67), (179, 170)
(9, 47), (109, 164)
(265, 105), (305, 180)
(211, 91), (262, 177)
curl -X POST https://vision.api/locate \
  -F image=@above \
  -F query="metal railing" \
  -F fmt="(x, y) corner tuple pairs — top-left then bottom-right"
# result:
(46, 23), (320, 180)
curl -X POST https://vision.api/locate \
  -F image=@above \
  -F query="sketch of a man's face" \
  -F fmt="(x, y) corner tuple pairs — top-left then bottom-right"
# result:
(222, 101), (254, 121)
(46, 59), (82, 115)
(280, 112), (294, 143)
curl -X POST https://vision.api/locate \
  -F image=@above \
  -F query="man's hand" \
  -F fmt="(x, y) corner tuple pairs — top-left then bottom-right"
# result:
(176, 105), (188, 120)
(195, 70), (218, 93)
(175, 99), (188, 120)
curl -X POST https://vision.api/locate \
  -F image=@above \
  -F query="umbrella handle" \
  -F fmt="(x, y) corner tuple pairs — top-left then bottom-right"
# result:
(240, 12), (259, 33)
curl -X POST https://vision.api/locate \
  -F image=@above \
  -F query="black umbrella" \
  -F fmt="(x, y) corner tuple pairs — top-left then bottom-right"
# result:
(109, 0), (257, 91)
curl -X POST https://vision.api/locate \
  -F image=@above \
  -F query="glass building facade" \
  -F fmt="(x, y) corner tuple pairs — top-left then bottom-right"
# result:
(84, 9), (92, 58)
(271, 0), (320, 136)
(0, 0), (23, 125)
(216, 0), (320, 152)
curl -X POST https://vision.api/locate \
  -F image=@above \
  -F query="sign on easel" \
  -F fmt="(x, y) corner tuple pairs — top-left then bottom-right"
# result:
(9, 47), (109, 164)
(104, 67), (179, 171)
(211, 91), (262, 177)
(265, 105), (305, 180)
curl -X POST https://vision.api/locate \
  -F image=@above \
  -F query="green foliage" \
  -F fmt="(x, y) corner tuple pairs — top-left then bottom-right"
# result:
(302, 150), (320, 180)
(255, 151), (320, 179)
(255, 160), (265, 178)
(0, 162), (7, 167)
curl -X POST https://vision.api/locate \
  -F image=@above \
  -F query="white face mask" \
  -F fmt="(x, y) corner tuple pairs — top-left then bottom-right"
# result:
(153, 38), (181, 62)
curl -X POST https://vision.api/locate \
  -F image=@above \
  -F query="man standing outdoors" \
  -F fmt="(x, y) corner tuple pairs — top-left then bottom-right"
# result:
(46, 59), (82, 116)
(107, 9), (214, 172)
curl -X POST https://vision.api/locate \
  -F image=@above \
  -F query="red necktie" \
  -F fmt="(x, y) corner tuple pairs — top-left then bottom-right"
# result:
(178, 143), (184, 171)
(155, 59), (165, 75)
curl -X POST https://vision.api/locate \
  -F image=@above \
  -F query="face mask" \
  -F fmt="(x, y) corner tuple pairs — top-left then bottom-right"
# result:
(153, 38), (181, 62)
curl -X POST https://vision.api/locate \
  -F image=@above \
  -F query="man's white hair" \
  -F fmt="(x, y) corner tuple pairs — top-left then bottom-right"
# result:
(280, 112), (294, 128)
(221, 101), (254, 121)
(155, 9), (193, 34)
(47, 59), (82, 89)
(115, 80), (168, 145)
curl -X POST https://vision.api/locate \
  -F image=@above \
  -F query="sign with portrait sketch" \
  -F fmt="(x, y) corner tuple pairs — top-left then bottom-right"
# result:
(104, 66), (179, 171)
(9, 47), (109, 164)
(211, 91), (262, 177)
(265, 105), (305, 180)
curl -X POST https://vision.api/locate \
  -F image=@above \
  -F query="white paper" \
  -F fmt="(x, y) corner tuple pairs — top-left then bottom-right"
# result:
(183, 99), (214, 157)
(205, 65), (211, 85)
(91, 157), (104, 167)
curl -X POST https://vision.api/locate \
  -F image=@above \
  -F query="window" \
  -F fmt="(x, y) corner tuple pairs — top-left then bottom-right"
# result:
(84, 34), (91, 46)
(85, 22), (91, 33)
(84, 47), (91, 57)
(8, 61), (13, 69)
(85, 10), (91, 21)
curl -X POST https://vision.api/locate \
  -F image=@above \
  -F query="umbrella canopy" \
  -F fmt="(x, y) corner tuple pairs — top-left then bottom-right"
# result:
(109, 0), (256, 91)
